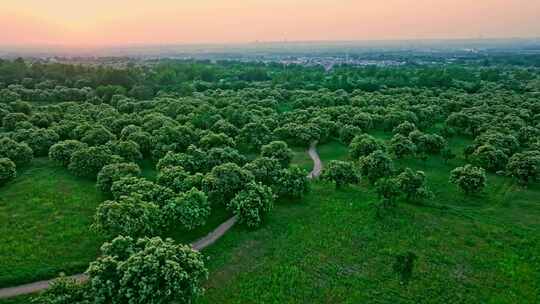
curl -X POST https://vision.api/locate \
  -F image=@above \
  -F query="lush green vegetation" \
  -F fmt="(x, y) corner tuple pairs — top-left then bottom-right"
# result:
(0, 158), (104, 287)
(1, 54), (539, 303)
(0, 157), (231, 289)
(200, 139), (540, 303)
(291, 146), (313, 172)
(317, 141), (349, 162)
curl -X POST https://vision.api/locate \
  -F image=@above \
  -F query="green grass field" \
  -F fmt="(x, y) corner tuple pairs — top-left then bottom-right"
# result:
(197, 137), (539, 303)
(0, 158), (105, 288)
(198, 179), (539, 303)
(0, 157), (233, 290)
(291, 140), (349, 172)
(317, 140), (350, 162)
(2, 136), (539, 303)
(0, 296), (30, 304)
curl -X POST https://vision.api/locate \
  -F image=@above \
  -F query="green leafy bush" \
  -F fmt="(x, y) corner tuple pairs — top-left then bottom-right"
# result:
(105, 140), (143, 162)
(260, 141), (293, 167)
(0, 157), (16, 186)
(202, 162), (254, 205)
(276, 166), (310, 198)
(86, 236), (208, 304)
(0, 137), (33, 166)
(396, 168), (433, 202)
(358, 150), (394, 184)
(49, 140), (87, 167)
(199, 132), (236, 149)
(321, 160), (358, 188)
(244, 157), (282, 186)
(349, 134), (385, 159)
(164, 188), (211, 230)
(450, 164), (487, 195)
(111, 176), (175, 206)
(15, 128), (60, 156)
(392, 121), (417, 136)
(389, 134), (416, 159)
(156, 166), (189, 193)
(96, 162), (141, 194)
(81, 126), (116, 146)
(31, 275), (90, 304)
(507, 150), (540, 185)
(2, 112), (28, 131)
(470, 144), (508, 172)
(228, 182), (274, 228)
(93, 194), (161, 237)
(338, 124), (362, 144)
(68, 146), (119, 179)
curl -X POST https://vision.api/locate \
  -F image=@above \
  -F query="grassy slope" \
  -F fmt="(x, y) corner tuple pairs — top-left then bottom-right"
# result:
(198, 137), (540, 303)
(0, 158), (105, 288)
(0, 157), (233, 290)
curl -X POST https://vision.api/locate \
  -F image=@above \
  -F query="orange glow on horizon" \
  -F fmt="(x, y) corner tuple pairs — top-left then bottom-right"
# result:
(2, 0), (540, 47)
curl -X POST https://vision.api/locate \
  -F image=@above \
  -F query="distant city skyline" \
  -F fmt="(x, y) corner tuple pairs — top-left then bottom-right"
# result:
(2, 0), (540, 47)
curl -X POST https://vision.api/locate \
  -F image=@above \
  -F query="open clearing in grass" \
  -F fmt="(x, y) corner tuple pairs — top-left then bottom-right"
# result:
(199, 195), (539, 303)
(198, 180), (539, 303)
(317, 140), (349, 162)
(291, 140), (349, 172)
(0, 158), (105, 288)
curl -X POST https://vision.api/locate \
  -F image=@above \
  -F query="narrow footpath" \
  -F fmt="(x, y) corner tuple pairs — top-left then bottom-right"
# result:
(307, 141), (322, 179)
(0, 216), (239, 299)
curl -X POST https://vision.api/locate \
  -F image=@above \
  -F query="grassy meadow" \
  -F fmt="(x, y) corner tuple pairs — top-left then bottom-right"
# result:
(198, 137), (540, 303)
(0, 158), (105, 288)
(1, 135), (539, 304)
(0, 157), (231, 290)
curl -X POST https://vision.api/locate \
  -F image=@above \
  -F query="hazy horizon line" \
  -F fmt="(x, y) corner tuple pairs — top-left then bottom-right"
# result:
(1, 36), (539, 50)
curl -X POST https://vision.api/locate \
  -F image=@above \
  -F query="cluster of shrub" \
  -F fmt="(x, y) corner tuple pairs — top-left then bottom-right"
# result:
(1, 84), (538, 228)
(88, 139), (308, 236)
(0, 58), (539, 302)
(0, 91), (316, 303)
(322, 128), (437, 213)
(58, 139), (305, 303)
(323, 116), (539, 202)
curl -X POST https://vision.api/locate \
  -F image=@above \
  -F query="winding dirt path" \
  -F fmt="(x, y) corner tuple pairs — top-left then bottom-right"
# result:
(0, 142), (322, 299)
(0, 216), (239, 299)
(191, 215), (238, 251)
(307, 141), (322, 179)
(0, 274), (88, 299)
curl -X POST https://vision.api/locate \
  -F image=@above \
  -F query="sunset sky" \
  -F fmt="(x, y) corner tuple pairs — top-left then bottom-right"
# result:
(2, 0), (540, 46)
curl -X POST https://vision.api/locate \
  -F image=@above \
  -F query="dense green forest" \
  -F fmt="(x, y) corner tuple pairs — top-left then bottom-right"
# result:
(0, 55), (539, 303)
(1, 54), (540, 103)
